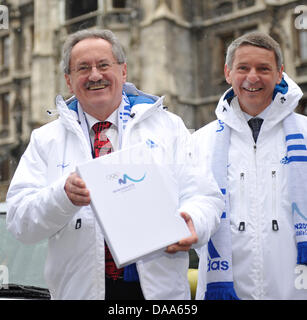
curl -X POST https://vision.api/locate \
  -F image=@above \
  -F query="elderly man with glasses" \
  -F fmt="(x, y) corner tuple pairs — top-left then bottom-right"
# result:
(6, 29), (223, 300)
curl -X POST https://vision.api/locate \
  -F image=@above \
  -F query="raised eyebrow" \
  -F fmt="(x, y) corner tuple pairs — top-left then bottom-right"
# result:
(235, 63), (272, 68)
(77, 59), (108, 65)
(234, 63), (249, 68)
(97, 59), (110, 63)
(76, 61), (90, 67)
(257, 64), (272, 68)
(235, 62), (249, 66)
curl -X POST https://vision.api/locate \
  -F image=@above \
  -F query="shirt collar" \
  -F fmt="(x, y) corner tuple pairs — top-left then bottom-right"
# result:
(78, 102), (118, 131)
(242, 100), (273, 122)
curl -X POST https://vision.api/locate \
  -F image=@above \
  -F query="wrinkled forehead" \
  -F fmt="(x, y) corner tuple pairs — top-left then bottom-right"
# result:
(234, 44), (279, 68)
(70, 38), (114, 65)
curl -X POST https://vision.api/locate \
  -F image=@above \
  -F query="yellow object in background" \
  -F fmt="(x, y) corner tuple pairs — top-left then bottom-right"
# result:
(188, 268), (198, 300)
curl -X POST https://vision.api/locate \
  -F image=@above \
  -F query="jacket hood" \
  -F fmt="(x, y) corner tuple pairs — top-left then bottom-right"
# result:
(215, 73), (303, 131)
(123, 82), (160, 104)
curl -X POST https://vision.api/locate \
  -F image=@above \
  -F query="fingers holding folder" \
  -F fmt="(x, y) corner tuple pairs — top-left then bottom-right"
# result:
(165, 212), (198, 254)
(64, 172), (91, 206)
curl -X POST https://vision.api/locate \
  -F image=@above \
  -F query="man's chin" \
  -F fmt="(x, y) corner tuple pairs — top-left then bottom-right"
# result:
(239, 100), (270, 116)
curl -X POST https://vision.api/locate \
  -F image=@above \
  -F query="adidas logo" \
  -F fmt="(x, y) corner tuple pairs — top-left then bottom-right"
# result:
(207, 239), (229, 272)
(207, 258), (229, 272)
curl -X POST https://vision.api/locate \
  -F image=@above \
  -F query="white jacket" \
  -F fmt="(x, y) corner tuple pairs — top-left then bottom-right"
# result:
(193, 74), (307, 300)
(6, 82), (223, 300)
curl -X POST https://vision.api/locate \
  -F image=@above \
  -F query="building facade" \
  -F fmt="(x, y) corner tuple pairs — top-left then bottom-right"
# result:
(0, 0), (306, 201)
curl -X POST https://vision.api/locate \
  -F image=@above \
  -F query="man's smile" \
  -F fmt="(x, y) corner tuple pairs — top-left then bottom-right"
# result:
(242, 87), (263, 92)
(86, 80), (110, 91)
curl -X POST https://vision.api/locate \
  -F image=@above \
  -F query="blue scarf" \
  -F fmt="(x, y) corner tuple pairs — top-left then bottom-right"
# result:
(116, 93), (139, 281)
(283, 114), (307, 264)
(205, 120), (239, 300)
(115, 91), (156, 282)
(206, 77), (307, 299)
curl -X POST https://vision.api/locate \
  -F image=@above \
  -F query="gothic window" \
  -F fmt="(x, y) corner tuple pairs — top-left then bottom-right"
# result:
(112, 0), (126, 8)
(0, 93), (9, 128)
(65, 0), (98, 20)
(215, 2), (233, 17)
(2, 36), (9, 68)
(65, 0), (98, 33)
(0, 158), (9, 182)
(0, 36), (10, 76)
(298, 30), (307, 61)
(212, 32), (235, 82)
(237, 0), (255, 10)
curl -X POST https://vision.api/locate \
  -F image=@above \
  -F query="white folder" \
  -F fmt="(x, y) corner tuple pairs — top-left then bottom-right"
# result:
(76, 141), (191, 268)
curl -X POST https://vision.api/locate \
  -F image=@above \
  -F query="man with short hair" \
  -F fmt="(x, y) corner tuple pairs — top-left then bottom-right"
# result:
(194, 32), (307, 300)
(6, 29), (223, 300)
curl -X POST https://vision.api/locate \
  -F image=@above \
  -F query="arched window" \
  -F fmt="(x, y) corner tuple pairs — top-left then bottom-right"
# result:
(237, 0), (255, 10)
(112, 0), (126, 9)
(215, 1), (233, 16)
(298, 30), (307, 61)
(65, 0), (98, 20)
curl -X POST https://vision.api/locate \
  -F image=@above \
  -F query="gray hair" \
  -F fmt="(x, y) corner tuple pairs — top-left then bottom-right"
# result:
(62, 29), (126, 74)
(225, 32), (283, 70)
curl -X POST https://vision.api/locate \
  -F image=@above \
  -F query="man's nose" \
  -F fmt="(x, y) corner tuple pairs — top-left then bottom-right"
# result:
(88, 66), (103, 81)
(246, 68), (259, 83)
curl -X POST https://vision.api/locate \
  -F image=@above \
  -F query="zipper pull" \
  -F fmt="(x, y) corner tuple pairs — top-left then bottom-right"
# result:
(272, 219), (279, 231)
(238, 221), (245, 231)
(75, 218), (82, 230)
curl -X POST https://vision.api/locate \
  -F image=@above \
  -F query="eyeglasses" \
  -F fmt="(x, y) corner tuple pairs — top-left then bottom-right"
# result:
(70, 61), (120, 75)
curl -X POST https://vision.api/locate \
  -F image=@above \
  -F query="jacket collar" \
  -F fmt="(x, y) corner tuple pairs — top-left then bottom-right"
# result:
(56, 82), (165, 132)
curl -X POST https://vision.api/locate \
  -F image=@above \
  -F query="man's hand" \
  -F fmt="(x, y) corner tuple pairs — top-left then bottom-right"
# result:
(64, 172), (91, 206)
(165, 212), (198, 254)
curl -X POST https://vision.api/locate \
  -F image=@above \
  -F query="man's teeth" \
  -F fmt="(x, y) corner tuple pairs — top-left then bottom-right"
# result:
(88, 84), (107, 90)
(244, 87), (261, 92)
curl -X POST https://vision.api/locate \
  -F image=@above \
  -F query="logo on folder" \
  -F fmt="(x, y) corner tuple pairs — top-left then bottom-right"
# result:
(111, 172), (146, 194)
(118, 173), (146, 185)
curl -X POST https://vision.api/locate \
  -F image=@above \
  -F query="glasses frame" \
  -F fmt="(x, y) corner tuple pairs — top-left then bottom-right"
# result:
(69, 60), (121, 76)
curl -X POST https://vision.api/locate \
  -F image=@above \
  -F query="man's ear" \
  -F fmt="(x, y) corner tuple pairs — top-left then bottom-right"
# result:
(65, 74), (74, 93)
(122, 63), (128, 82)
(276, 64), (284, 84)
(224, 64), (232, 85)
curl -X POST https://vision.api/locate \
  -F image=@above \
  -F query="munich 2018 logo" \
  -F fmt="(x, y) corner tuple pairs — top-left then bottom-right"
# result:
(118, 173), (146, 185)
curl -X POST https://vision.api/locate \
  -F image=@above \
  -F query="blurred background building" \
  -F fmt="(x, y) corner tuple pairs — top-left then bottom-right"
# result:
(0, 0), (307, 201)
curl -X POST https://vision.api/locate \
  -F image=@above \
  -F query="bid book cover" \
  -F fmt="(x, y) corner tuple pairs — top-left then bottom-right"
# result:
(76, 141), (191, 268)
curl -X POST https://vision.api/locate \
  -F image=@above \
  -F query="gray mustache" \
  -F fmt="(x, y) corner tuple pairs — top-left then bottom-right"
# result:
(85, 80), (110, 89)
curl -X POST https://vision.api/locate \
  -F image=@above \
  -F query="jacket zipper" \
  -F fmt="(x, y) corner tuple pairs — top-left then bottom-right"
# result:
(271, 170), (279, 231)
(238, 172), (246, 231)
(253, 142), (264, 298)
